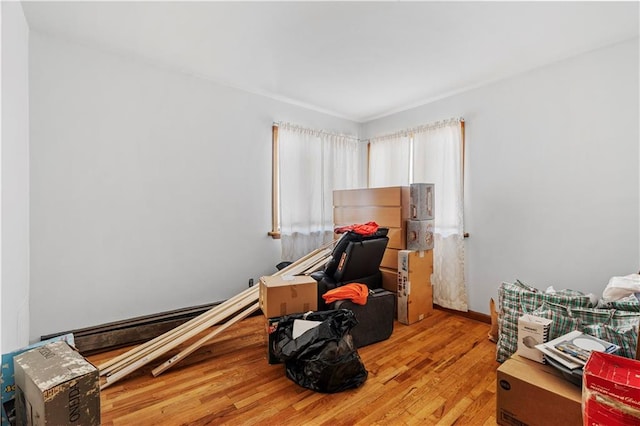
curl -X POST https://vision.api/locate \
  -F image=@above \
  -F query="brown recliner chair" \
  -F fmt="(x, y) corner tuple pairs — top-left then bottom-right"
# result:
(311, 228), (389, 310)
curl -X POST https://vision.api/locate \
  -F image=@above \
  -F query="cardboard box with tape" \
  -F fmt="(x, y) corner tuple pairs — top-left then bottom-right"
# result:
(259, 275), (317, 318)
(397, 250), (433, 325)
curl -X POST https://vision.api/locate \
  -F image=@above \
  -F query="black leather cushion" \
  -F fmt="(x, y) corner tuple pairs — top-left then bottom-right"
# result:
(333, 238), (388, 283)
(324, 228), (389, 277)
(312, 228), (389, 311)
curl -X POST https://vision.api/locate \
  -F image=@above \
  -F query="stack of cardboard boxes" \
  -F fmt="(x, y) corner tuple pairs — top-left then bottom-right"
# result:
(260, 183), (438, 362)
(397, 183), (435, 325)
(497, 313), (640, 425)
(407, 183), (435, 252)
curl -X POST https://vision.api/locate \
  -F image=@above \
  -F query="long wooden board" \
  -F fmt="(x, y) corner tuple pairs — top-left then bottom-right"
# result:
(98, 243), (335, 387)
(101, 290), (258, 389)
(98, 286), (257, 375)
(151, 302), (260, 376)
(99, 246), (332, 376)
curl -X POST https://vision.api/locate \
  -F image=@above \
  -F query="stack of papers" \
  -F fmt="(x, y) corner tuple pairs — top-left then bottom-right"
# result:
(535, 330), (619, 370)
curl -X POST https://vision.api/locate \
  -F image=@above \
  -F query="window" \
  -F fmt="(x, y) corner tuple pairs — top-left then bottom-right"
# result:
(368, 118), (467, 310)
(270, 123), (366, 261)
(270, 118), (467, 311)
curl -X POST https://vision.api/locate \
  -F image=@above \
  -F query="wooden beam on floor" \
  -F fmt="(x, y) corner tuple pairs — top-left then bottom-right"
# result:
(97, 244), (334, 388)
(100, 287), (258, 388)
(98, 285), (258, 375)
(151, 301), (260, 376)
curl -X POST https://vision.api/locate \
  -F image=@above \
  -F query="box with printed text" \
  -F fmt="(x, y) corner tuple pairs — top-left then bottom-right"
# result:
(497, 354), (582, 426)
(397, 250), (433, 325)
(14, 341), (100, 426)
(516, 314), (552, 363)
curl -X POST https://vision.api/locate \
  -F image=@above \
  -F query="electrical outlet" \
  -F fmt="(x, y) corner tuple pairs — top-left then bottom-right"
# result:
(248, 278), (254, 287)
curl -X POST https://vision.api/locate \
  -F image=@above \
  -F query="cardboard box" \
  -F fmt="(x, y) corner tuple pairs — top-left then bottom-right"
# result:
(496, 354), (581, 426)
(516, 314), (552, 363)
(397, 250), (433, 325)
(259, 275), (317, 318)
(406, 219), (434, 251)
(380, 267), (398, 294)
(409, 183), (434, 220)
(14, 341), (100, 426)
(1, 334), (75, 425)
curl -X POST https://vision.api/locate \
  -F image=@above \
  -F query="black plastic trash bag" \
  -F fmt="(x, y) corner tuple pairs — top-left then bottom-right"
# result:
(272, 309), (368, 393)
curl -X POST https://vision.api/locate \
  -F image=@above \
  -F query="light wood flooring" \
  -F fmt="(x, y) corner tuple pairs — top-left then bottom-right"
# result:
(88, 309), (500, 425)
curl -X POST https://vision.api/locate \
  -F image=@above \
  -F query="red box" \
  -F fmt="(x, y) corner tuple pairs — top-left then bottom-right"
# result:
(583, 351), (640, 425)
(584, 397), (640, 426)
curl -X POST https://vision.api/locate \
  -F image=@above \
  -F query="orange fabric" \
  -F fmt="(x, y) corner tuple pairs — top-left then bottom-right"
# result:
(322, 283), (369, 305)
(334, 221), (379, 236)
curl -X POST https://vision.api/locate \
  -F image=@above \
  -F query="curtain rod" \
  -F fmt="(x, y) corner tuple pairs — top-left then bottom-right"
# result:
(274, 117), (464, 143)
(369, 117), (464, 143)
(273, 121), (360, 142)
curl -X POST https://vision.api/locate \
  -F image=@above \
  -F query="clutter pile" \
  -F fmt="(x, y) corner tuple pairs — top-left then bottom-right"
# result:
(495, 275), (640, 426)
(496, 279), (640, 363)
(97, 241), (335, 389)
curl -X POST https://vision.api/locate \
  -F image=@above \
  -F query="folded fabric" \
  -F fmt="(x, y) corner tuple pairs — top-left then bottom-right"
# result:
(323, 283), (369, 305)
(334, 221), (379, 236)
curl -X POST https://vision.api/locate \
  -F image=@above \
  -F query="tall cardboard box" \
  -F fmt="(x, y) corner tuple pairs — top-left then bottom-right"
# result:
(259, 275), (317, 318)
(496, 354), (581, 426)
(13, 341), (100, 426)
(397, 250), (433, 324)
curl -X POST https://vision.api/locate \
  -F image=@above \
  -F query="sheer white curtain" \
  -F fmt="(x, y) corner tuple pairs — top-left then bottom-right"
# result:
(413, 119), (467, 311)
(368, 135), (411, 187)
(322, 133), (365, 226)
(278, 123), (365, 261)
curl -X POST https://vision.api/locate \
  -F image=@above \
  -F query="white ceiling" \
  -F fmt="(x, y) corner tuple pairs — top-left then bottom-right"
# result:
(21, 1), (639, 123)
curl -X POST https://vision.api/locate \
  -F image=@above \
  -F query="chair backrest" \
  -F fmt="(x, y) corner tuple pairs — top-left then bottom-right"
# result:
(332, 237), (389, 283)
(324, 228), (389, 278)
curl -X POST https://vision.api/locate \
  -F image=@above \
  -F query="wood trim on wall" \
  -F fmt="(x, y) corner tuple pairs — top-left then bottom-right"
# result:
(434, 304), (490, 324)
(268, 124), (281, 239)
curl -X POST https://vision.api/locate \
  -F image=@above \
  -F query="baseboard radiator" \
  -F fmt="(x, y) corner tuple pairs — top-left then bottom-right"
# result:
(42, 301), (490, 356)
(41, 302), (223, 355)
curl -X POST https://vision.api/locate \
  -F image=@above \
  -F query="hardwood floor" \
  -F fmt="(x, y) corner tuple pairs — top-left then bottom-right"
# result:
(88, 309), (500, 425)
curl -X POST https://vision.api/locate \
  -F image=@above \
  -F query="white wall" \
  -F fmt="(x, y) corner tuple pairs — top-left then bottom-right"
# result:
(28, 33), (359, 341)
(1, 1), (31, 352)
(363, 38), (640, 314)
(20, 24), (640, 342)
